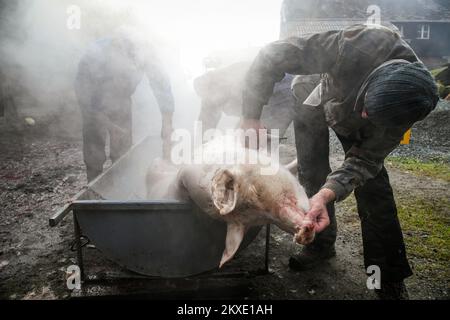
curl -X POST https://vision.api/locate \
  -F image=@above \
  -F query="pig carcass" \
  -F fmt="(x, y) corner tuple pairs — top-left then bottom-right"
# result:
(146, 135), (315, 267)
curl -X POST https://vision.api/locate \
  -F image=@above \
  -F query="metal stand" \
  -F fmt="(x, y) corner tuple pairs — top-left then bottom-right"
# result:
(73, 211), (85, 282)
(71, 211), (272, 291)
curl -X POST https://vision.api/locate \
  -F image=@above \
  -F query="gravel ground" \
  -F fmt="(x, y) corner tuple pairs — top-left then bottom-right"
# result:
(0, 104), (449, 299)
(389, 101), (450, 162)
(313, 100), (450, 162)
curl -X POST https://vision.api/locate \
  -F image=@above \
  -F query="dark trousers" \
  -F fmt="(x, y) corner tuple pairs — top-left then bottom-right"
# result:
(80, 99), (132, 182)
(338, 135), (413, 282)
(293, 105), (337, 250)
(293, 105), (412, 282)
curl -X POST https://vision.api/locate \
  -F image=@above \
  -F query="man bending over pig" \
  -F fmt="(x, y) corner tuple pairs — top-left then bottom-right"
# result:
(241, 24), (439, 299)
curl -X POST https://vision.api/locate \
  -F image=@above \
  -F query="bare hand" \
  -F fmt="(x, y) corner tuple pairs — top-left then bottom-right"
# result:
(306, 189), (335, 232)
(306, 198), (330, 232)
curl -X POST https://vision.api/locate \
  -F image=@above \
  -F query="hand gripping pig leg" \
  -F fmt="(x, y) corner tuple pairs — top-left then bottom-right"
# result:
(278, 205), (315, 245)
(219, 221), (245, 268)
(294, 219), (315, 244)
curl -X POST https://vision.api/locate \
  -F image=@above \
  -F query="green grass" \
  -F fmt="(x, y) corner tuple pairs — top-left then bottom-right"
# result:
(397, 197), (450, 280)
(339, 194), (450, 282)
(386, 157), (450, 182)
(338, 156), (450, 282)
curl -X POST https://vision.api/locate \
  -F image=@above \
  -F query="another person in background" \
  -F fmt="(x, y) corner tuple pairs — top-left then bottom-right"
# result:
(75, 27), (175, 182)
(194, 61), (296, 137)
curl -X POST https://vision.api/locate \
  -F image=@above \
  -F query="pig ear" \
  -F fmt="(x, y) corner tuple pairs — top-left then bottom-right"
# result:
(211, 169), (238, 215)
(219, 222), (245, 268)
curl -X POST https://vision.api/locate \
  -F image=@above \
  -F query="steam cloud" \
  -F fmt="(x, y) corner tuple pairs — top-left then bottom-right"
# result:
(0, 0), (282, 140)
(0, 0), (198, 140)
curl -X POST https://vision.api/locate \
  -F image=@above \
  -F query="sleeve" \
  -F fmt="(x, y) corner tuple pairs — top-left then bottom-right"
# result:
(242, 30), (341, 119)
(321, 126), (409, 201)
(144, 47), (175, 114)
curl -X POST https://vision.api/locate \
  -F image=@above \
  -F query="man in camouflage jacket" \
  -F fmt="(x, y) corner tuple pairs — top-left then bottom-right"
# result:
(241, 24), (439, 299)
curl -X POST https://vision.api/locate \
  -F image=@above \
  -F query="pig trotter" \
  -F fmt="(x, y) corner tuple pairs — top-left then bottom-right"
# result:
(294, 220), (315, 245)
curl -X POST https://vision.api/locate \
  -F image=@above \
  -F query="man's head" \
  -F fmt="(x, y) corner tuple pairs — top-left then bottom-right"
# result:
(110, 26), (147, 64)
(361, 61), (439, 127)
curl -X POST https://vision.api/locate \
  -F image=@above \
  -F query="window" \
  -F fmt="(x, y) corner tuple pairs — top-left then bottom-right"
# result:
(417, 24), (430, 39)
(394, 24), (405, 37)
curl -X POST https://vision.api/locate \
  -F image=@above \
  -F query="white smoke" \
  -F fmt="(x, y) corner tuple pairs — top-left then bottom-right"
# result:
(0, 0), (282, 139)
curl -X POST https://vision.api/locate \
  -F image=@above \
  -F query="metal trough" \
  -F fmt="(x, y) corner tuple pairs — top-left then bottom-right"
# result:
(50, 135), (262, 278)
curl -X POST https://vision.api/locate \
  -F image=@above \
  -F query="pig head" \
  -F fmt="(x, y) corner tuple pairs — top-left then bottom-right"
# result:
(146, 136), (315, 268)
(177, 162), (315, 268)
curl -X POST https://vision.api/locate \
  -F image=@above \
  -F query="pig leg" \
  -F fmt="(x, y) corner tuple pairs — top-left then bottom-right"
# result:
(294, 221), (315, 244)
(285, 158), (298, 175)
(146, 158), (179, 199)
(219, 221), (245, 268)
(277, 203), (315, 245)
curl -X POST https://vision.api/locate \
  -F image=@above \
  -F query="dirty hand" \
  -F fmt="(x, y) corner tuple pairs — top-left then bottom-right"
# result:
(306, 188), (335, 232)
(161, 112), (173, 160)
(239, 118), (266, 149)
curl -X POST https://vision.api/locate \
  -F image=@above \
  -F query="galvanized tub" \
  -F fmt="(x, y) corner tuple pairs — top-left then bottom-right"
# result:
(50, 135), (260, 277)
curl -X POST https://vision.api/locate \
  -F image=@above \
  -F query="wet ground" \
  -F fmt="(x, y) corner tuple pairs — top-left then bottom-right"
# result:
(0, 107), (449, 300)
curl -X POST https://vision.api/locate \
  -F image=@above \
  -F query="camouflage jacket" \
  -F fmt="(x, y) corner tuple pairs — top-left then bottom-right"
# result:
(242, 25), (422, 201)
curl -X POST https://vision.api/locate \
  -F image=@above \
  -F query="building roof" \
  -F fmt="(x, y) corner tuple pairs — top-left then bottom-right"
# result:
(379, 0), (450, 21)
(281, 0), (450, 23)
(282, 19), (398, 38)
(391, 20), (450, 23)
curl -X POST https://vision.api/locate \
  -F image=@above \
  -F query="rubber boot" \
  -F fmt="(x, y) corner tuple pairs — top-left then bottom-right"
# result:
(289, 244), (336, 271)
